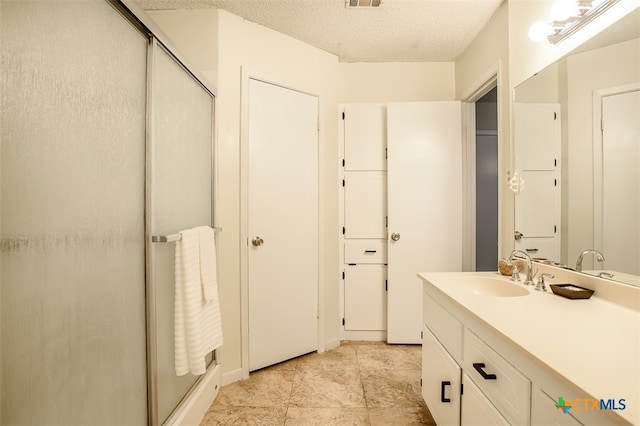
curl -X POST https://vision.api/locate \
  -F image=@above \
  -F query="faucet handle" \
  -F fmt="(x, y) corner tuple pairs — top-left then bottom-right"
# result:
(509, 263), (521, 282)
(535, 273), (555, 292)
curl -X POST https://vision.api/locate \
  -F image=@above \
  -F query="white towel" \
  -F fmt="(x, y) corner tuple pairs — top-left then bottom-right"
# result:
(174, 227), (224, 376)
(196, 226), (218, 303)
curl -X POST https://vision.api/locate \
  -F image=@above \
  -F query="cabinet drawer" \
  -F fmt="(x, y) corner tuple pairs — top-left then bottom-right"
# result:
(464, 330), (531, 426)
(461, 374), (509, 426)
(423, 293), (463, 361)
(344, 240), (387, 264)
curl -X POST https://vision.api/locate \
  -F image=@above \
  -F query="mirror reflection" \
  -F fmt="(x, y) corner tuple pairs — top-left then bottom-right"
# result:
(514, 9), (640, 287)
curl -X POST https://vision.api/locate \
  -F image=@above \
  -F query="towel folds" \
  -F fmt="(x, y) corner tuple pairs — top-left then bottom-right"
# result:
(174, 226), (223, 376)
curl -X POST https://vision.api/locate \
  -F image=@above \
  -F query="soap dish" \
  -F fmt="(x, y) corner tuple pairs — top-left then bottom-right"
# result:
(550, 284), (594, 300)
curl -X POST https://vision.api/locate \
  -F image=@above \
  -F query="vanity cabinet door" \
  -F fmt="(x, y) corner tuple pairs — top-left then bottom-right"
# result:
(461, 374), (509, 426)
(422, 326), (461, 425)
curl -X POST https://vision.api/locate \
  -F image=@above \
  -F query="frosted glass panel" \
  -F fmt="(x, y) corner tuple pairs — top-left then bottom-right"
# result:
(1, 1), (148, 424)
(150, 43), (214, 423)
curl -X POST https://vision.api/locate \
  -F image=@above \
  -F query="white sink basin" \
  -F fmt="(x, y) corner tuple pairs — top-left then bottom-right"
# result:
(463, 277), (529, 297)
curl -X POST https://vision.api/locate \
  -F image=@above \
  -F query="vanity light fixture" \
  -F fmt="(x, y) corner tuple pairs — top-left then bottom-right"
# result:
(529, 0), (620, 44)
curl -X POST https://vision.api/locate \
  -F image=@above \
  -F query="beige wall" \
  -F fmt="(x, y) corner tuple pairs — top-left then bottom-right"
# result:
(146, 9), (218, 89)
(338, 62), (455, 103)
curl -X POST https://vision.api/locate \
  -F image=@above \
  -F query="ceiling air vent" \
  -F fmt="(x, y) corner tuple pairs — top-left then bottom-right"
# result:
(346, 0), (382, 8)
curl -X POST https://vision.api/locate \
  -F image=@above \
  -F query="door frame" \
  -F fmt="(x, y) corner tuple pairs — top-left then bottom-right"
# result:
(460, 63), (501, 271)
(239, 67), (324, 379)
(592, 82), (640, 253)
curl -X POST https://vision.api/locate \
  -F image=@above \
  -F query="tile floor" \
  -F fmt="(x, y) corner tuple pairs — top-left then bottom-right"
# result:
(200, 341), (436, 425)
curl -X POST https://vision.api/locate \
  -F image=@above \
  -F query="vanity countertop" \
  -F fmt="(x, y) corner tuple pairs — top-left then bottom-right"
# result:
(418, 270), (640, 425)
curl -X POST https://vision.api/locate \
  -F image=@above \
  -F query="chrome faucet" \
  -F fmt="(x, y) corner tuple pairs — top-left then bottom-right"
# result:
(575, 249), (605, 272)
(508, 250), (535, 286)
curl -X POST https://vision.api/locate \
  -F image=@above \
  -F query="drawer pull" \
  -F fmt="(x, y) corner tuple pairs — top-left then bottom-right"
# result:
(440, 381), (451, 403)
(473, 363), (497, 380)
(525, 248), (539, 253)
(364, 250), (377, 254)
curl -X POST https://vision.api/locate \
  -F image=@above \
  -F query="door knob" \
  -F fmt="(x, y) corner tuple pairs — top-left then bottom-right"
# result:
(252, 236), (264, 247)
(514, 231), (524, 241)
(391, 232), (400, 241)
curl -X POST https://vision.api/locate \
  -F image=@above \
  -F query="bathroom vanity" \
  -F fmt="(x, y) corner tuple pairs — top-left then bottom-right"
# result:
(419, 266), (639, 425)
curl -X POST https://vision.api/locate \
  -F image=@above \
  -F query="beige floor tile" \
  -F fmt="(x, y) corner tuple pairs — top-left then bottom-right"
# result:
(201, 405), (287, 425)
(356, 344), (421, 371)
(285, 407), (370, 425)
(361, 370), (423, 408)
(368, 404), (436, 425)
(289, 368), (366, 408)
(213, 370), (295, 407)
(296, 345), (358, 372)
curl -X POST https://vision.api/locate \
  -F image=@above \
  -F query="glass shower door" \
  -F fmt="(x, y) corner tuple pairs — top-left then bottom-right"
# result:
(1, 1), (148, 424)
(148, 41), (215, 424)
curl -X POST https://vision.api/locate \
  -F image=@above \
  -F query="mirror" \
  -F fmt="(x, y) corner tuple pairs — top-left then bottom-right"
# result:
(514, 8), (640, 287)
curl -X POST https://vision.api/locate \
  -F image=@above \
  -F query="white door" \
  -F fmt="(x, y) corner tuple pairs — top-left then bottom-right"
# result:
(248, 79), (318, 371)
(514, 103), (560, 261)
(601, 89), (640, 275)
(387, 102), (462, 344)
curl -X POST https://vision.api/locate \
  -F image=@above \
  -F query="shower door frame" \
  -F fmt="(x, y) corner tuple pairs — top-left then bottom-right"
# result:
(110, 1), (220, 424)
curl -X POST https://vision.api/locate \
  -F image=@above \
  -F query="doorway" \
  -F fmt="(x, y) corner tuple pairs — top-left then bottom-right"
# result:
(474, 88), (499, 271)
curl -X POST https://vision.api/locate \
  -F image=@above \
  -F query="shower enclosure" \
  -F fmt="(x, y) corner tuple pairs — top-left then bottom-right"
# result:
(0, 1), (217, 424)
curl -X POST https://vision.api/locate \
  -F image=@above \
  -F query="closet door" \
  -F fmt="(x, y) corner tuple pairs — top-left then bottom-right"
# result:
(387, 102), (462, 344)
(1, 2), (148, 423)
(248, 79), (318, 371)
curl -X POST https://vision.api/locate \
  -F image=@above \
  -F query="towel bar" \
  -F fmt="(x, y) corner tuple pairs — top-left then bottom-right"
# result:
(152, 227), (222, 243)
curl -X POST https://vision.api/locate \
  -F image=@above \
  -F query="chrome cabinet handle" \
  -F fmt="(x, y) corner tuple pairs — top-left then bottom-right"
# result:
(391, 232), (400, 241)
(251, 236), (264, 247)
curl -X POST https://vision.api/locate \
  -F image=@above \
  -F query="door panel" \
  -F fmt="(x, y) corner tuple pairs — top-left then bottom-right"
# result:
(344, 105), (387, 171)
(602, 90), (639, 275)
(248, 79), (318, 371)
(344, 171), (387, 239)
(344, 266), (387, 331)
(387, 102), (462, 343)
(422, 326), (461, 426)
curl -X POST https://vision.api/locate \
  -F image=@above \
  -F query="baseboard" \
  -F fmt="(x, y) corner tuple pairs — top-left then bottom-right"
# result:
(323, 337), (341, 352)
(221, 367), (243, 386)
(164, 363), (221, 426)
(341, 330), (387, 342)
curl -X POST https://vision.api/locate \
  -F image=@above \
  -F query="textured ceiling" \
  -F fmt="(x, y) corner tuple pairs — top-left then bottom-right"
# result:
(136, 0), (504, 62)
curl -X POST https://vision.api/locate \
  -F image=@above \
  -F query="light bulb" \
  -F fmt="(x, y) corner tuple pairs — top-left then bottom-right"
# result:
(529, 21), (552, 42)
(550, 0), (579, 21)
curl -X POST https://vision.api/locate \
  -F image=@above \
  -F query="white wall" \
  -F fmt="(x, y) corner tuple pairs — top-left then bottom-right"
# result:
(338, 62), (455, 102)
